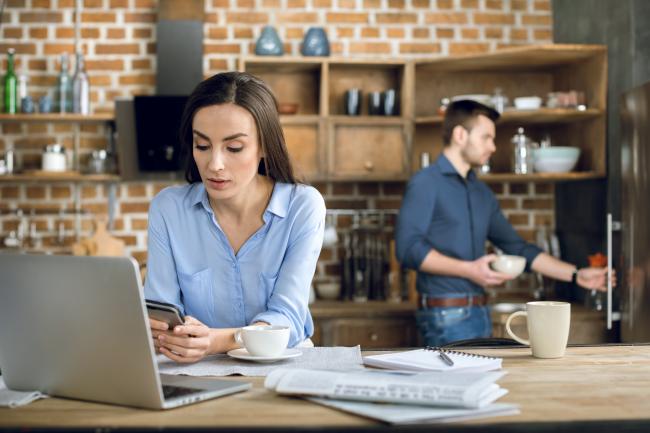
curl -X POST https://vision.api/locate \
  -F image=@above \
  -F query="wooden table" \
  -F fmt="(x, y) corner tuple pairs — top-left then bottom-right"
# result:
(2, 344), (650, 432)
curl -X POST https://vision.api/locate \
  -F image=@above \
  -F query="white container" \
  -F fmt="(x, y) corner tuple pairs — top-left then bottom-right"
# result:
(514, 96), (542, 110)
(42, 144), (67, 172)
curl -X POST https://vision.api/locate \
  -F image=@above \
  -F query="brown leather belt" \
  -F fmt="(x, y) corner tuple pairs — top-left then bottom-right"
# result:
(419, 294), (487, 308)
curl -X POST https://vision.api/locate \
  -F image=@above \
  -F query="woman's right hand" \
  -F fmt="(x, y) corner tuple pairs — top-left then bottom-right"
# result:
(149, 317), (174, 353)
(467, 254), (516, 287)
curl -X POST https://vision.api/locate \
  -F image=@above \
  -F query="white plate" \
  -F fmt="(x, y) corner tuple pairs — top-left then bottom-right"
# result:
(226, 348), (302, 363)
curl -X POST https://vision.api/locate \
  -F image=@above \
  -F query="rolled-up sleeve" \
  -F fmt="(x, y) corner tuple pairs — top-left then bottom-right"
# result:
(396, 172), (436, 270)
(143, 195), (185, 315)
(487, 195), (542, 271)
(251, 189), (325, 347)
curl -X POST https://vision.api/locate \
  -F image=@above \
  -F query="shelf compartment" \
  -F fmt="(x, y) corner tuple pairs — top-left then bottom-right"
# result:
(283, 123), (321, 179)
(240, 57), (322, 116)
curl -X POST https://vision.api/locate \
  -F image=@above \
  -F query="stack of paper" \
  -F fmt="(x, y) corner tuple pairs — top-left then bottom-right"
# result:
(265, 368), (518, 424)
(363, 348), (502, 373)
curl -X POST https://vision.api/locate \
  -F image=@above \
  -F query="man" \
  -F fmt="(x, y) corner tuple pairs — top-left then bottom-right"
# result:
(395, 99), (610, 347)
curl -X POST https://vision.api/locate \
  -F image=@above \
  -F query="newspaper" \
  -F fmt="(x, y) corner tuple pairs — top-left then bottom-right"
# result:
(265, 368), (508, 409)
(309, 398), (520, 424)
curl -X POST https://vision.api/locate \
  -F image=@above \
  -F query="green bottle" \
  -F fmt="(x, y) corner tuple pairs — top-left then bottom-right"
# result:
(3, 48), (18, 114)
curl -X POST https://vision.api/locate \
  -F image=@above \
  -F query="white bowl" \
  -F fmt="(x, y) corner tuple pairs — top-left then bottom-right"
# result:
(491, 255), (526, 278)
(316, 283), (341, 300)
(533, 147), (580, 173)
(514, 96), (542, 110)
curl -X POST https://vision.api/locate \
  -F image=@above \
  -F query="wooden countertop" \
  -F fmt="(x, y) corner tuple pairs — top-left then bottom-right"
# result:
(2, 344), (650, 431)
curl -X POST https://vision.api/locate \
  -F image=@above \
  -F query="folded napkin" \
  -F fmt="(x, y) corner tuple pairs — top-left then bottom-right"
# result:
(0, 376), (48, 408)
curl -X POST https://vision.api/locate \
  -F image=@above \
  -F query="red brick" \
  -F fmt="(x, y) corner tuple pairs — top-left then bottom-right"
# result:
(1, 186), (19, 199)
(237, 0), (254, 6)
(510, 28), (529, 41)
(474, 12), (516, 25)
(277, 12), (318, 23)
(314, 0), (332, 7)
(225, 12), (268, 23)
(376, 199), (402, 209)
(412, 28), (429, 38)
(84, 0), (104, 7)
(387, 28), (405, 38)
(522, 198), (553, 210)
(535, 0), (551, 11)
(507, 213), (530, 225)
(400, 43), (441, 54)
(332, 182), (356, 195)
(425, 12), (468, 24)
(436, 27), (454, 38)
(19, 12), (63, 22)
(82, 186), (97, 199)
(127, 184), (147, 197)
(533, 183), (554, 194)
(485, 27), (503, 39)
(3, 27), (23, 38)
(522, 14), (552, 26)
(209, 59), (229, 70)
(436, 0), (453, 7)
(388, 0), (405, 8)
(324, 199), (368, 209)
(412, 0), (430, 6)
(204, 43), (242, 54)
(498, 198), (517, 209)
(133, 28), (152, 38)
(29, 28), (48, 38)
(110, 0), (129, 6)
(26, 186), (46, 199)
(534, 213), (554, 226)
(449, 43), (489, 55)
(363, 0), (380, 6)
(287, 0), (306, 7)
(0, 43), (37, 55)
(461, 0), (478, 6)
(96, 43), (140, 55)
(511, 0), (528, 10)
(534, 29), (552, 40)
(131, 218), (149, 230)
(120, 202), (150, 213)
(262, 0), (280, 6)
(509, 183), (530, 195)
(488, 183), (503, 194)
(339, 27), (357, 38)
(81, 12), (116, 22)
(326, 12), (368, 23)
(486, 0), (502, 8)
(43, 43), (75, 55)
(124, 12), (156, 23)
(134, 0), (155, 8)
(87, 59), (124, 70)
(349, 42), (391, 54)
(208, 28), (228, 39)
(107, 28), (126, 39)
(32, 0), (51, 6)
(461, 28), (479, 39)
(376, 13), (418, 24)
(359, 183), (379, 195)
(51, 186), (72, 199)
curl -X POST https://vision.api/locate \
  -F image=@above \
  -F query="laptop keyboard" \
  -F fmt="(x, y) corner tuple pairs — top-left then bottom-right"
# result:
(162, 384), (203, 400)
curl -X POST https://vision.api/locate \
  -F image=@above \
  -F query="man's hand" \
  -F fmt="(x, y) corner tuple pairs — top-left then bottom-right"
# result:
(577, 267), (616, 292)
(467, 254), (516, 287)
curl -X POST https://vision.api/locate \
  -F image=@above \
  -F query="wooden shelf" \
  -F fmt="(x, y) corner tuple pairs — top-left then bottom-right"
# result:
(416, 44), (607, 72)
(279, 115), (320, 125)
(416, 108), (603, 125)
(329, 115), (407, 126)
(0, 113), (114, 123)
(310, 300), (417, 319)
(308, 174), (410, 183)
(478, 171), (604, 182)
(0, 173), (120, 183)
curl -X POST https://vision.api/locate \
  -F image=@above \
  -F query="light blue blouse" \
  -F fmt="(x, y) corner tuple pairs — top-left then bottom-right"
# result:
(143, 181), (325, 347)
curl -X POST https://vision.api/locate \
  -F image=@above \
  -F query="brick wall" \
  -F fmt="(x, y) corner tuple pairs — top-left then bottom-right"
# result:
(0, 0), (554, 286)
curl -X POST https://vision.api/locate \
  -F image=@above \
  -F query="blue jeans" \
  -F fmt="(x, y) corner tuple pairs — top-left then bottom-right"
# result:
(416, 305), (492, 347)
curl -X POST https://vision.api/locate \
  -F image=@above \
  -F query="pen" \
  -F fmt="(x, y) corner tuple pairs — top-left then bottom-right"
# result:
(438, 349), (454, 366)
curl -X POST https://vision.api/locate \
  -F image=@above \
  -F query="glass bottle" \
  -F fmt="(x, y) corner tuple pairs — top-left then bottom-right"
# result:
(3, 48), (18, 114)
(72, 51), (90, 114)
(512, 127), (532, 174)
(56, 53), (72, 113)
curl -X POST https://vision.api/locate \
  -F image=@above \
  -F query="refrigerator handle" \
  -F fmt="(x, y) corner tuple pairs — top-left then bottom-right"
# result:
(607, 213), (622, 329)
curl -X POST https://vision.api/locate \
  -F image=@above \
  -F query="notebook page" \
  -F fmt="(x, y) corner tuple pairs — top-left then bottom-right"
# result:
(363, 349), (502, 373)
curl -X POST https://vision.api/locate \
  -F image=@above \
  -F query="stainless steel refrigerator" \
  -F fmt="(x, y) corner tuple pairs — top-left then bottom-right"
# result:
(618, 80), (650, 342)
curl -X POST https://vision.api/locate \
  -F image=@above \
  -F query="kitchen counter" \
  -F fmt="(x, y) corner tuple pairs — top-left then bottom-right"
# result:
(2, 344), (650, 432)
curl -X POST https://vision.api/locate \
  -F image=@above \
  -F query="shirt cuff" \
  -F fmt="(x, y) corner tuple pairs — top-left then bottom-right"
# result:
(407, 242), (433, 270)
(520, 244), (544, 272)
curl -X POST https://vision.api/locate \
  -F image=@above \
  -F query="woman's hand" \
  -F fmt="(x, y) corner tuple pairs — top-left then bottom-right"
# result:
(577, 267), (617, 292)
(155, 316), (214, 363)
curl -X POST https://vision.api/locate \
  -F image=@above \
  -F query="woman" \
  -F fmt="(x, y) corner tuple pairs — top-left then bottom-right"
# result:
(144, 72), (325, 363)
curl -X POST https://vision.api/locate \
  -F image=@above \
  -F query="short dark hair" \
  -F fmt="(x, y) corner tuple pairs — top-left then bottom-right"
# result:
(442, 99), (500, 146)
(179, 71), (297, 184)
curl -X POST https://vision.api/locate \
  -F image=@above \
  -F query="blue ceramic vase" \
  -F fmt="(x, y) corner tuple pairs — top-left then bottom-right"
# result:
(301, 27), (330, 56)
(255, 26), (284, 56)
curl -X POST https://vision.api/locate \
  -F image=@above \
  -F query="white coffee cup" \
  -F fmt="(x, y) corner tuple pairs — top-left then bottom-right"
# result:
(505, 301), (570, 358)
(235, 325), (290, 357)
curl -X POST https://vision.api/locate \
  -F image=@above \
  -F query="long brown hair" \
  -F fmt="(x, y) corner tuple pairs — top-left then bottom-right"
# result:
(179, 71), (297, 184)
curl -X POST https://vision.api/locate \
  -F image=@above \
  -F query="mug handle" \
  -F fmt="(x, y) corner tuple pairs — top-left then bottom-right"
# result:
(505, 311), (530, 346)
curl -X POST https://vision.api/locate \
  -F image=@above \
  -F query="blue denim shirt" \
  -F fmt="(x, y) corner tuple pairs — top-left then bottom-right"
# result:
(396, 154), (542, 297)
(144, 182), (325, 347)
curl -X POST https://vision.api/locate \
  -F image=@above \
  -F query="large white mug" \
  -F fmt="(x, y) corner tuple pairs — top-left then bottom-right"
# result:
(505, 301), (570, 359)
(235, 325), (290, 357)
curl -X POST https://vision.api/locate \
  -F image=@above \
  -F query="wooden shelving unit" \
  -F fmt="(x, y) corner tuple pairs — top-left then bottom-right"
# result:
(242, 45), (607, 183)
(0, 113), (114, 123)
(0, 173), (120, 183)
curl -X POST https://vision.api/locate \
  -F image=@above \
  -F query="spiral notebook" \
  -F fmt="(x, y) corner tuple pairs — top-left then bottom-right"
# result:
(363, 348), (502, 373)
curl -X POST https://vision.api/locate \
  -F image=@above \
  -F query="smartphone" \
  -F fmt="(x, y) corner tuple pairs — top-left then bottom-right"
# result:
(145, 299), (184, 328)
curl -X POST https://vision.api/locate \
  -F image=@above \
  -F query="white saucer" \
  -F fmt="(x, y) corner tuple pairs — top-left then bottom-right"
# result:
(227, 348), (302, 363)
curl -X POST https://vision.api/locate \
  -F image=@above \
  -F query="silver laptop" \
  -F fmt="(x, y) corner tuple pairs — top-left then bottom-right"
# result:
(0, 253), (251, 409)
